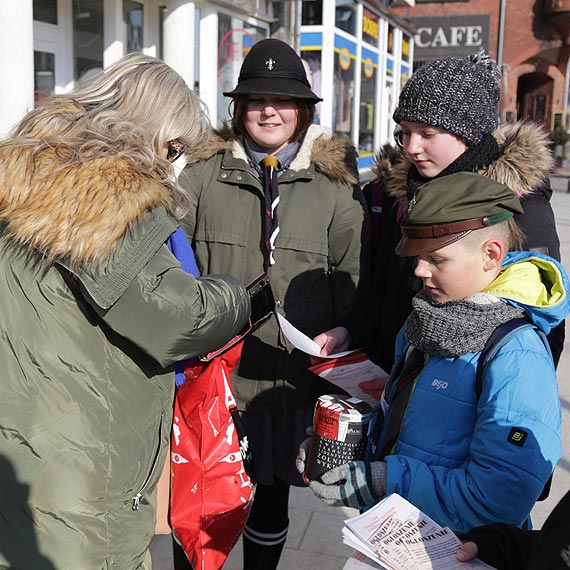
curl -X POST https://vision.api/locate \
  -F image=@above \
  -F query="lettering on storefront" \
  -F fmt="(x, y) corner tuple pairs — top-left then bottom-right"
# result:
(339, 46), (351, 71)
(363, 57), (374, 79)
(362, 9), (379, 44)
(411, 15), (489, 59)
(218, 28), (257, 92)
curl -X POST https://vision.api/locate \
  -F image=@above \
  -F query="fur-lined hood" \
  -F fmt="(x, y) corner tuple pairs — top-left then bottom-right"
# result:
(370, 143), (402, 184)
(186, 123), (359, 187)
(0, 144), (172, 268)
(385, 121), (554, 204)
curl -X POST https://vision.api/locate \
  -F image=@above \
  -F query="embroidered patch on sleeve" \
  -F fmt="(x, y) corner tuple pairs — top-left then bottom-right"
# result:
(508, 427), (528, 447)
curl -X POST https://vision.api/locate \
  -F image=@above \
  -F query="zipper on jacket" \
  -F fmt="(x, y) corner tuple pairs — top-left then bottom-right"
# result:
(132, 414), (164, 511)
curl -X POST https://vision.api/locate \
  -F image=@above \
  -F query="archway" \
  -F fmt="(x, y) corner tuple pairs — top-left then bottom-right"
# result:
(516, 72), (554, 130)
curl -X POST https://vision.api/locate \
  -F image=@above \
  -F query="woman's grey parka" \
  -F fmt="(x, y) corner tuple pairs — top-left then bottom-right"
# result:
(180, 124), (371, 412)
(0, 136), (250, 569)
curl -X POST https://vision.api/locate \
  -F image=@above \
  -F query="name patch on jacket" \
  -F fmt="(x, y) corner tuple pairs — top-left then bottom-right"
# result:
(508, 427), (528, 447)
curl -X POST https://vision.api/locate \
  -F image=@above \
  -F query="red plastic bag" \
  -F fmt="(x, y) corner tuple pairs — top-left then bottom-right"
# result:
(170, 342), (255, 570)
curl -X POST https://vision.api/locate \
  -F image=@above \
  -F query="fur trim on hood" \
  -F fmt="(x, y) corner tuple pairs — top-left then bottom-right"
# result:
(385, 121), (554, 204)
(0, 145), (172, 268)
(370, 143), (402, 184)
(187, 123), (359, 187)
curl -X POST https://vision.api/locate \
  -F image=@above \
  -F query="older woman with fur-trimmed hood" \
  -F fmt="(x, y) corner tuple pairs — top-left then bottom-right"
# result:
(0, 54), (250, 570)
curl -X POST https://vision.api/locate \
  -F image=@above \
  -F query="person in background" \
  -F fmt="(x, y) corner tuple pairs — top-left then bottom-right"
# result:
(0, 53), (250, 570)
(358, 143), (403, 399)
(179, 38), (370, 570)
(361, 142), (402, 260)
(456, 488), (570, 569)
(298, 172), (567, 535)
(334, 49), (563, 378)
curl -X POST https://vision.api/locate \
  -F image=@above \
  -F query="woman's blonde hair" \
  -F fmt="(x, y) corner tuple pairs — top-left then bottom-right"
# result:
(7, 53), (210, 217)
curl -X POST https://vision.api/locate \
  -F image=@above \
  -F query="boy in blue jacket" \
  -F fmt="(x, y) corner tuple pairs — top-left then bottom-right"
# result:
(298, 171), (568, 534)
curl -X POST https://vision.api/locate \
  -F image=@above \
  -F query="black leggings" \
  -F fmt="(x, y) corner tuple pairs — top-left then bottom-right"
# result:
(243, 478), (291, 570)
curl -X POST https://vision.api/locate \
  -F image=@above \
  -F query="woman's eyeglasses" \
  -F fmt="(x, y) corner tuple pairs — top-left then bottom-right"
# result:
(167, 140), (186, 163)
(393, 126), (405, 148)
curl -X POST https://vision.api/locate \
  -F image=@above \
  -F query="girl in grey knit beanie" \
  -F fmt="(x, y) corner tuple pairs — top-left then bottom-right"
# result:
(393, 49), (501, 145)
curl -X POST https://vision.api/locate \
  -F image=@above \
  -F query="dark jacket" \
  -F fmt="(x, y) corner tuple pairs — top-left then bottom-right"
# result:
(368, 121), (564, 373)
(462, 489), (570, 570)
(0, 133), (250, 569)
(180, 124), (371, 412)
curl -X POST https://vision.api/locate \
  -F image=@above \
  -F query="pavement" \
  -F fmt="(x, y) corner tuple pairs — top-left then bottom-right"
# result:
(151, 175), (570, 569)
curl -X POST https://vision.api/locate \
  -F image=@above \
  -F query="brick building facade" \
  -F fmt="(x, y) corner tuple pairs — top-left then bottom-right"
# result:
(392, 0), (570, 132)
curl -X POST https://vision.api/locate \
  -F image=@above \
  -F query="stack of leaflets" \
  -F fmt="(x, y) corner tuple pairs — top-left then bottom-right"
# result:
(342, 494), (496, 570)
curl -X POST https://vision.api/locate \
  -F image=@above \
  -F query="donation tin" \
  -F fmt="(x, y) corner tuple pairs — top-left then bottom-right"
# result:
(304, 394), (372, 483)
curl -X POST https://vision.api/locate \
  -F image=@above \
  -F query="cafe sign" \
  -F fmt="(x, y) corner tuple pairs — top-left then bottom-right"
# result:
(410, 14), (490, 59)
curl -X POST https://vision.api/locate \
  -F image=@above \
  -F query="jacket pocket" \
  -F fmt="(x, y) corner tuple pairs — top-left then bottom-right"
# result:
(277, 234), (328, 257)
(132, 413), (165, 511)
(193, 226), (249, 247)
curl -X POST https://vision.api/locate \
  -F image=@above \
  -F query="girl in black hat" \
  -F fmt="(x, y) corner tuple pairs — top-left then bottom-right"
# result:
(179, 38), (371, 570)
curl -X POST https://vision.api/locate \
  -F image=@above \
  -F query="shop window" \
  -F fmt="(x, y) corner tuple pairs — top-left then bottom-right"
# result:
(402, 35), (411, 62)
(385, 78), (395, 145)
(34, 0), (58, 24)
(34, 51), (55, 106)
(359, 54), (377, 152)
(217, 13), (266, 126)
(302, 50), (322, 124)
(124, 1), (144, 54)
(387, 24), (394, 54)
(73, 0), (104, 83)
(333, 46), (355, 138)
(535, 95), (546, 120)
(302, 0), (322, 26)
(335, 0), (356, 36)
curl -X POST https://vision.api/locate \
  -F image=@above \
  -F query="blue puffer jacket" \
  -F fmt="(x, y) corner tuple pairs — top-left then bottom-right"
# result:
(367, 251), (569, 534)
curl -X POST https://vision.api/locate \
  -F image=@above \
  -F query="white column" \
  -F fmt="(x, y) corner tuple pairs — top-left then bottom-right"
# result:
(198, 10), (219, 124)
(319, 1), (336, 130)
(0, 0), (34, 137)
(103, 0), (124, 67)
(163, 0), (195, 89)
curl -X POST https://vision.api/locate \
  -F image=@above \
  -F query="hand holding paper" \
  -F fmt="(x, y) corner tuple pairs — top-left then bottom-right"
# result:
(312, 326), (352, 358)
(276, 313), (355, 358)
(276, 313), (388, 406)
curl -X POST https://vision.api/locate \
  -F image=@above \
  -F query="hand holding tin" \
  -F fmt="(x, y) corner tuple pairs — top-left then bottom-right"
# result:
(307, 460), (386, 509)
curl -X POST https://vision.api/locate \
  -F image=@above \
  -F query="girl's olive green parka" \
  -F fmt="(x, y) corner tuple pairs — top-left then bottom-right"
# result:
(180, 124), (371, 412)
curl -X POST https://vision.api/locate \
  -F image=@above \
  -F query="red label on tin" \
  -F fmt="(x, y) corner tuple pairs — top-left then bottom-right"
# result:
(304, 395), (372, 482)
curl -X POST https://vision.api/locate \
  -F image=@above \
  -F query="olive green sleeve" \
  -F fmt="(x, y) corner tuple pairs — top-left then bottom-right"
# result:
(62, 206), (251, 367)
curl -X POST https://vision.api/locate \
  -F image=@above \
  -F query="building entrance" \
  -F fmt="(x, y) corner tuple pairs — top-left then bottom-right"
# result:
(517, 72), (554, 130)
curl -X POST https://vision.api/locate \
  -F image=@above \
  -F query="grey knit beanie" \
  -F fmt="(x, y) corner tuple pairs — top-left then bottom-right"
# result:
(393, 49), (501, 145)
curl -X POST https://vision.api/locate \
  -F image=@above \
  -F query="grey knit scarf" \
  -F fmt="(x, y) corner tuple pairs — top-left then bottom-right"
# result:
(404, 288), (525, 357)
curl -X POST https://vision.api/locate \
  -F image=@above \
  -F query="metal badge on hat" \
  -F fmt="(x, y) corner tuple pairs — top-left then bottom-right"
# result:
(265, 58), (275, 71)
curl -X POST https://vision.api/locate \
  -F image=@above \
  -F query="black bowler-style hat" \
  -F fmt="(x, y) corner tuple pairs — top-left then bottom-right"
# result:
(395, 172), (524, 257)
(223, 38), (322, 102)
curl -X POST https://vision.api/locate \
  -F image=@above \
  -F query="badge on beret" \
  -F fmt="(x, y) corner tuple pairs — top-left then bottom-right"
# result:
(265, 58), (275, 71)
